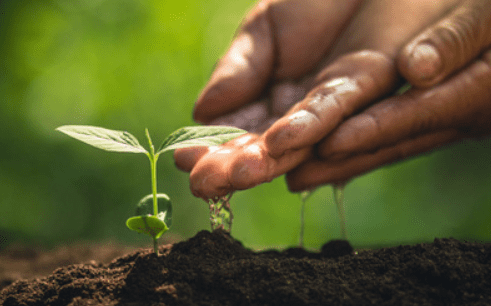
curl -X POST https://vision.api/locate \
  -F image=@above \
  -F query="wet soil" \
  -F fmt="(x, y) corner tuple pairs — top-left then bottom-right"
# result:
(1, 230), (490, 305)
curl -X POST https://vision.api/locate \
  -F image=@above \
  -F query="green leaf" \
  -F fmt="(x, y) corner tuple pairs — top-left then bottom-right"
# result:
(126, 215), (169, 239)
(126, 194), (172, 239)
(56, 125), (147, 154)
(135, 193), (172, 228)
(157, 125), (247, 155)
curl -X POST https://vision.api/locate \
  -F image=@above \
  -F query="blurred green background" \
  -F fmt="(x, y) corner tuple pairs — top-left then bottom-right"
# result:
(1, 0), (490, 251)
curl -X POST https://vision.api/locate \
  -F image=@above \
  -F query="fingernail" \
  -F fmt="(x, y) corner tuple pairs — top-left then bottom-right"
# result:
(408, 44), (442, 81)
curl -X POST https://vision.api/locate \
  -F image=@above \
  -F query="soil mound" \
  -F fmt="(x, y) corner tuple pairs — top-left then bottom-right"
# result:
(1, 230), (490, 305)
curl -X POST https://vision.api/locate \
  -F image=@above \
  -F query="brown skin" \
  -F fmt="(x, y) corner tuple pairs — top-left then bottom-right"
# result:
(174, 0), (491, 199)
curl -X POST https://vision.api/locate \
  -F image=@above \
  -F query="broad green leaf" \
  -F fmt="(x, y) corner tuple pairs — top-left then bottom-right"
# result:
(157, 126), (247, 155)
(56, 125), (147, 153)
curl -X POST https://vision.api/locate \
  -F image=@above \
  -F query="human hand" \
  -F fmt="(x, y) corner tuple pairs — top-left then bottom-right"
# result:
(288, 0), (491, 191)
(174, 0), (463, 199)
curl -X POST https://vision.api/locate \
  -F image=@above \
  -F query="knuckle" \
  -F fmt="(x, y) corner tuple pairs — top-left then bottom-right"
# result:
(427, 4), (491, 69)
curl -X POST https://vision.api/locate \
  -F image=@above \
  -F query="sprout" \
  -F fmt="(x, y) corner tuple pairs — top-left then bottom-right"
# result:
(57, 125), (246, 255)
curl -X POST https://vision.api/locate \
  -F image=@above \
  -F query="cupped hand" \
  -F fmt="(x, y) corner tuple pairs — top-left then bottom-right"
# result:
(174, 0), (464, 199)
(288, 0), (491, 191)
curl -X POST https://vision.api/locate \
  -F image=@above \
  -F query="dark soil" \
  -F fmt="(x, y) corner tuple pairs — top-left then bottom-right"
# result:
(0, 241), (137, 292)
(1, 230), (490, 305)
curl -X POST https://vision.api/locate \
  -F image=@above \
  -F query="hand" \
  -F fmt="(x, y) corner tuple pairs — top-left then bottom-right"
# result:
(174, 0), (464, 199)
(288, 0), (491, 191)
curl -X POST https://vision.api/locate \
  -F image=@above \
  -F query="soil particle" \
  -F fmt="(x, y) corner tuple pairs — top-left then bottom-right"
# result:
(1, 230), (491, 305)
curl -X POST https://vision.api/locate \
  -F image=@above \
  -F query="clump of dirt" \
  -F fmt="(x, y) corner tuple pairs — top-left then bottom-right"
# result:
(1, 230), (490, 305)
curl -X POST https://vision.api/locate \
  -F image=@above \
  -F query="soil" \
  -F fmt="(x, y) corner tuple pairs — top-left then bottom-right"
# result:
(1, 230), (490, 305)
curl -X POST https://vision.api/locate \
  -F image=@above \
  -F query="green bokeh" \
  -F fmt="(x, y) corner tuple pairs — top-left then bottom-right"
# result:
(1, 0), (490, 251)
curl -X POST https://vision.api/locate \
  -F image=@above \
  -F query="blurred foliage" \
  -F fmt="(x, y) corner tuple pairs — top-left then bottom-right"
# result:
(1, 0), (490, 251)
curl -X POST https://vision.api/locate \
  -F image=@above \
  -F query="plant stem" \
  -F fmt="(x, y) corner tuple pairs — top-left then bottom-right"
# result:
(333, 184), (347, 240)
(149, 154), (159, 217)
(145, 129), (159, 217)
(145, 129), (160, 256)
(153, 238), (158, 254)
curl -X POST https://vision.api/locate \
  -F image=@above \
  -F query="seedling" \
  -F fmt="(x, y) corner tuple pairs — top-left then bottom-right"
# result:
(56, 125), (246, 255)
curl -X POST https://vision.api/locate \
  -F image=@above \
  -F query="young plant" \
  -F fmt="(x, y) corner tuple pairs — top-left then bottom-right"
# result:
(56, 125), (246, 255)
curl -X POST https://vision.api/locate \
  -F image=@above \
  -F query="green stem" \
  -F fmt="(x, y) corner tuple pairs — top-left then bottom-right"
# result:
(145, 129), (160, 256)
(149, 154), (159, 217)
(145, 129), (159, 217)
(153, 238), (158, 254)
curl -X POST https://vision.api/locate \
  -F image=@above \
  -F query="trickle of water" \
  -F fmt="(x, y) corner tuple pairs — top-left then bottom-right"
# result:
(208, 192), (234, 232)
(298, 191), (312, 248)
(333, 184), (347, 240)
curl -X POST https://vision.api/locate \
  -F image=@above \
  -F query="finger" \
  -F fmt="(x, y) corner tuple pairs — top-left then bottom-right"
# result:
(194, 0), (363, 124)
(262, 0), (461, 158)
(174, 133), (258, 173)
(202, 79), (308, 133)
(398, 0), (491, 88)
(319, 48), (491, 159)
(268, 0), (363, 78)
(174, 146), (210, 173)
(193, 1), (275, 124)
(287, 129), (463, 192)
(208, 99), (270, 132)
(264, 50), (399, 158)
(189, 134), (311, 200)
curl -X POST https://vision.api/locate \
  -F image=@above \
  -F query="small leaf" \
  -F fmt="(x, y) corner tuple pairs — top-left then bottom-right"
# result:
(135, 194), (172, 228)
(126, 215), (169, 239)
(157, 126), (246, 155)
(396, 83), (412, 95)
(56, 125), (147, 153)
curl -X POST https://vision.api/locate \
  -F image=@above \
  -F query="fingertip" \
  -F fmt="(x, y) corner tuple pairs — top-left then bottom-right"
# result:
(398, 0), (491, 88)
(398, 42), (443, 87)
(192, 81), (234, 124)
(193, 5), (275, 123)
(189, 148), (234, 200)
(285, 160), (321, 192)
(174, 147), (210, 172)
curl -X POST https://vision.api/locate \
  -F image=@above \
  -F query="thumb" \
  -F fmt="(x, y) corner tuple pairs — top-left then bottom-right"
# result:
(397, 0), (491, 88)
(193, 2), (274, 124)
